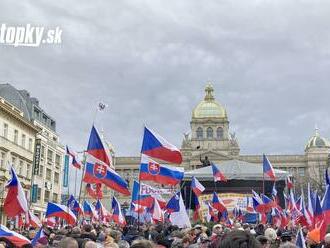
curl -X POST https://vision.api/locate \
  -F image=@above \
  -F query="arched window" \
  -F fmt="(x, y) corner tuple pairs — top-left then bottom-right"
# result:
(217, 127), (224, 139)
(207, 127), (213, 139)
(196, 127), (203, 139)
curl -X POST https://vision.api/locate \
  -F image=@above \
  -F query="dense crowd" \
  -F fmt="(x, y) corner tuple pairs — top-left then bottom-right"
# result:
(2, 221), (330, 248)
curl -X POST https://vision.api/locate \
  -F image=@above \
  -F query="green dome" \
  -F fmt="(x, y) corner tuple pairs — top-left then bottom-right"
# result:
(192, 84), (227, 118)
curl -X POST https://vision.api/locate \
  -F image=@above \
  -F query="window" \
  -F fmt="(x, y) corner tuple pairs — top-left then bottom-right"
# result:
(298, 168), (305, 177)
(53, 136), (57, 142)
(37, 188), (41, 201)
(54, 172), (59, 184)
(217, 127), (224, 139)
(47, 149), (53, 163)
(21, 134), (26, 148)
(28, 138), (33, 151)
(39, 165), (44, 177)
(207, 127), (213, 139)
(26, 164), (31, 178)
(0, 152), (5, 168)
(53, 193), (58, 203)
(46, 168), (52, 180)
(14, 130), (18, 144)
(18, 160), (24, 175)
(44, 190), (50, 202)
(41, 145), (45, 158)
(196, 127), (203, 139)
(55, 154), (61, 167)
(3, 123), (8, 138)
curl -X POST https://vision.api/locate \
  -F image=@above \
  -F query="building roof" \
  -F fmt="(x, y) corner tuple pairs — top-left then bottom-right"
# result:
(192, 84), (227, 119)
(184, 159), (289, 181)
(305, 128), (330, 151)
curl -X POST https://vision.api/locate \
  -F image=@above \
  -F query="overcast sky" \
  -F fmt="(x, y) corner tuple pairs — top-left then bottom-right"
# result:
(1, 0), (330, 157)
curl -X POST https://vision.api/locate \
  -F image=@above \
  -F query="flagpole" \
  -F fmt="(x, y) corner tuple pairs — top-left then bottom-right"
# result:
(74, 168), (78, 198)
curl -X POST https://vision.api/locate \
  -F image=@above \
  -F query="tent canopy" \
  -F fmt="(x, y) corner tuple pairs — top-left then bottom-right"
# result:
(184, 159), (289, 181)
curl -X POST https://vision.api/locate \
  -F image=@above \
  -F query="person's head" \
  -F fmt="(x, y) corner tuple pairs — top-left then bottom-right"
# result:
(71, 226), (81, 235)
(256, 235), (268, 248)
(110, 230), (122, 242)
(58, 237), (79, 248)
(212, 224), (223, 235)
(131, 240), (154, 248)
(83, 224), (93, 233)
(219, 230), (261, 248)
(264, 228), (277, 242)
(117, 240), (130, 248)
(325, 233), (330, 244)
(28, 229), (36, 239)
(83, 240), (97, 248)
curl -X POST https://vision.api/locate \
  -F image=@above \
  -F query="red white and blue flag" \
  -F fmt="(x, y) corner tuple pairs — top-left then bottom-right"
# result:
(212, 192), (227, 213)
(152, 197), (164, 223)
(295, 228), (307, 248)
(83, 159), (130, 195)
(211, 163), (227, 182)
(192, 192), (200, 221)
(83, 200), (98, 219)
(66, 146), (82, 169)
(191, 176), (205, 196)
(286, 177), (293, 189)
(314, 194), (323, 228)
(0, 225), (31, 247)
(139, 154), (184, 186)
(111, 196), (126, 226)
(31, 228), (48, 246)
(86, 125), (112, 167)
(166, 192), (181, 214)
(86, 183), (103, 199)
(28, 211), (42, 228)
(307, 183), (315, 227)
(131, 180), (154, 208)
(263, 154), (276, 181)
(141, 126), (182, 164)
(45, 202), (77, 225)
(67, 195), (83, 216)
(3, 166), (28, 217)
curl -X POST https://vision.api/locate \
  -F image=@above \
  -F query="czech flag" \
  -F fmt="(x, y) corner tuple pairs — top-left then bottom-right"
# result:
(132, 181), (154, 208)
(86, 125), (112, 167)
(263, 154), (276, 181)
(191, 176), (205, 196)
(307, 183), (315, 227)
(212, 192), (226, 213)
(83, 160), (130, 195)
(66, 146), (82, 169)
(45, 202), (77, 225)
(321, 185), (330, 237)
(192, 192), (200, 221)
(83, 200), (98, 219)
(166, 192), (181, 214)
(296, 228), (307, 248)
(28, 211), (42, 228)
(141, 126), (182, 164)
(0, 225), (31, 247)
(111, 196), (126, 226)
(31, 228), (48, 246)
(314, 194), (323, 228)
(211, 163), (227, 182)
(207, 203), (218, 222)
(139, 154), (184, 186)
(3, 166), (28, 217)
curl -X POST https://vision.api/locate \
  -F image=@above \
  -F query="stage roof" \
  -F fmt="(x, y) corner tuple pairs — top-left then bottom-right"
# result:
(184, 159), (289, 181)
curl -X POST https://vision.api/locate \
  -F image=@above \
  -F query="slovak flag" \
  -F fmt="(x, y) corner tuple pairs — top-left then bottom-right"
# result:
(212, 192), (227, 213)
(67, 195), (83, 216)
(263, 154), (276, 181)
(86, 125), (112, 167)
(141, 126), (182, 164)
(286, 177), (293, 189)
(83, 159), (130, 195)
(86, 183), (103, 199)
(111, 196), (126, 226)
(139, 154), (184, 186)
(3, 166), (28, 217)
(45, 202), (77, 225)
(191, 177), (205, 196)
(0, 225), (31, 247)
(211, 163), (227, 182)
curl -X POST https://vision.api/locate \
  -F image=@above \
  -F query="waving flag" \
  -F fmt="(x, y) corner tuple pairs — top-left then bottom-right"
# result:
(296, 228), (306, 248)
(86, 183), (103, 199)
(67, 195), (83, 216)
(272, 184), (277, 197)
(307, 183), (315, 227)
(212, 192), (226, 213)
(28, 211), (42, 228)
(314, 194), (323, 228)
(111, 196), (126, 226)
(66, 146), (82, 169)
(326, 168), (330, 186)
(83, 200), (97, 219)
(152, 197), (164, 222)
(139, 154), (184, 186)
(3, 166), (28, 217)
(300, 193), (312, 227)
(246, 197), (254, 213)
(0, 225), (30, 247)
(322, 185), (330, 237)
(168, 192), (191, 228)
(166, 192), (181, 213)
(31, 228), (48, 246)
(211, 163), (227, 182)
(45, 202), (76, 225)
(132, 181), (154, 208)
(141, 126), (182, 164)
(286, 177), (293, 189)
(263, 154), (276, 180)
(207, 202), (218, 222)
(191, 176), (205, 196)
(192, 192), (200, 221)
(86, 125), (112, 167)
(83, 159), (130, 195)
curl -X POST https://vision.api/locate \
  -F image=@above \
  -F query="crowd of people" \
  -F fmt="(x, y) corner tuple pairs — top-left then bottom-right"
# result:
(2, 221), (330, 248)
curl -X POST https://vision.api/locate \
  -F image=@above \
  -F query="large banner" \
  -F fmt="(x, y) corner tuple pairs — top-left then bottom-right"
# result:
(199, 192), (252, 211)
(139, 182), (176, 196)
